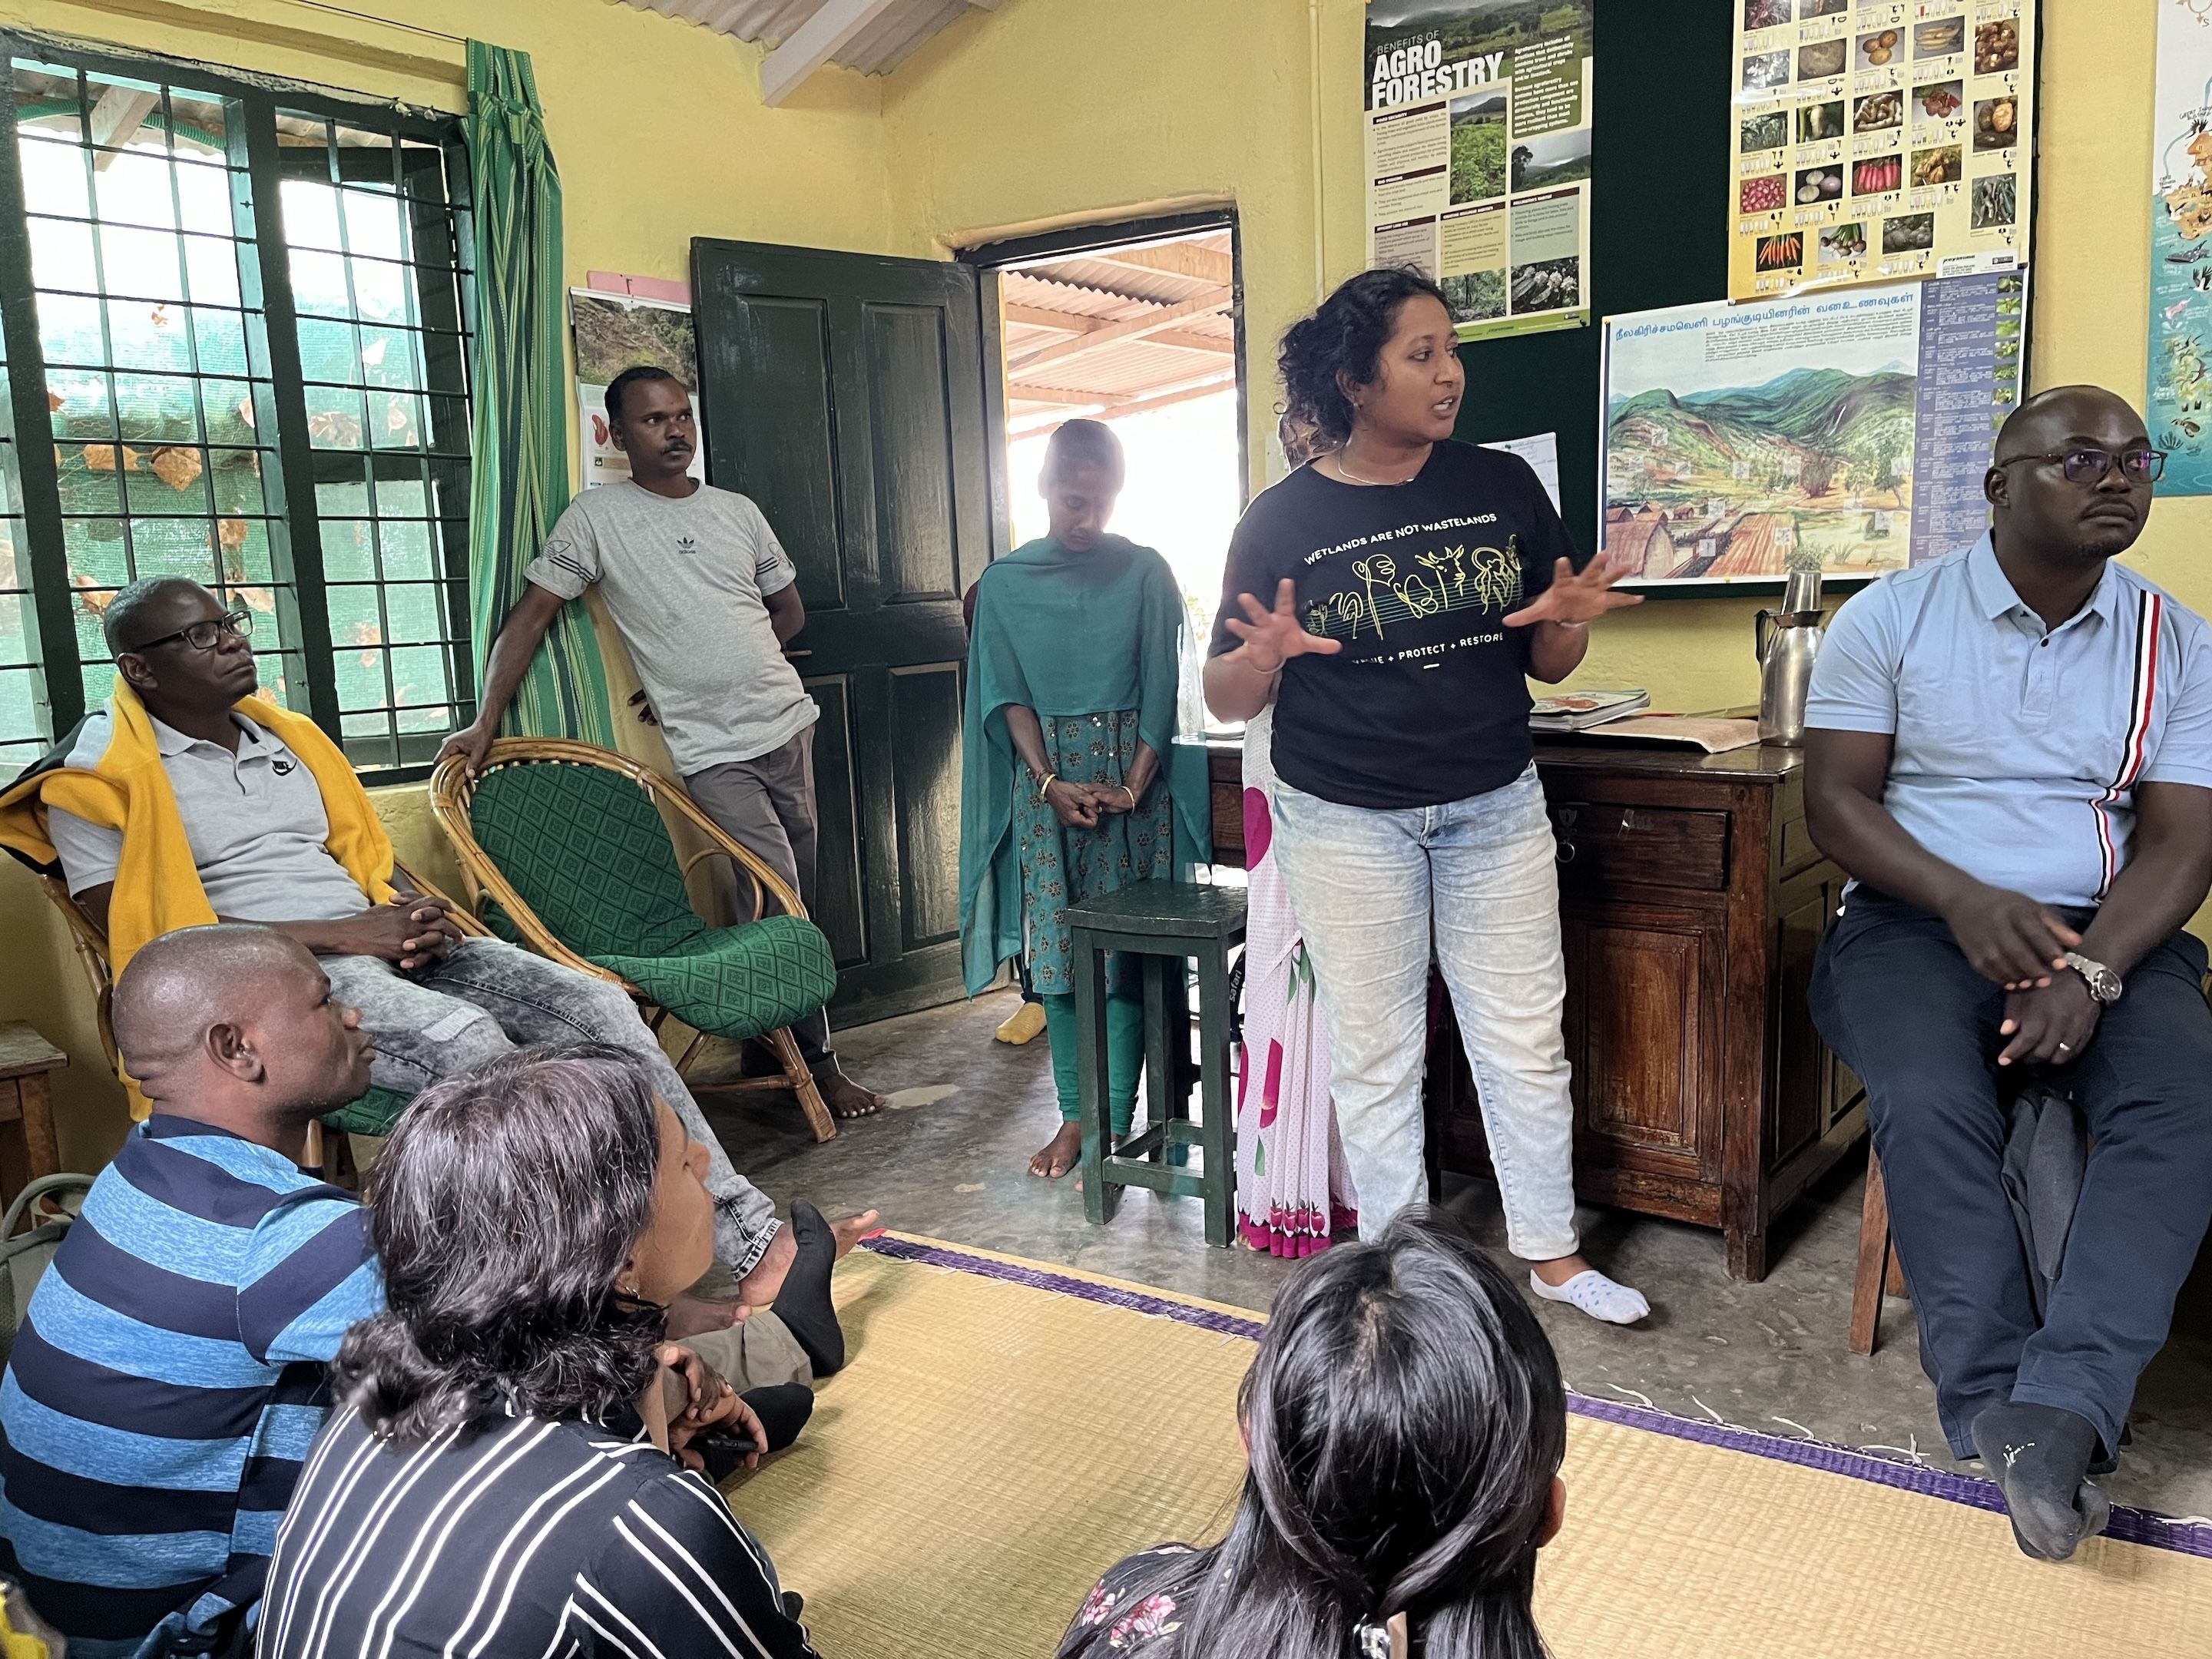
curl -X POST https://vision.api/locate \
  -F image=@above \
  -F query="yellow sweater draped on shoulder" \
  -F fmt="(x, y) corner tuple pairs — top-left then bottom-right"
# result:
(0, 684), (395, 1116)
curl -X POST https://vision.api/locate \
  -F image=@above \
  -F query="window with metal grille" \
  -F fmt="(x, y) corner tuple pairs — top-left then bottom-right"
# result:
(0, 38), (474, 780)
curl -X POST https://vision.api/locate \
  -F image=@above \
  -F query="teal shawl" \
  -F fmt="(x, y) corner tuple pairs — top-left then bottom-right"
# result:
(959, 535), (1211, 995)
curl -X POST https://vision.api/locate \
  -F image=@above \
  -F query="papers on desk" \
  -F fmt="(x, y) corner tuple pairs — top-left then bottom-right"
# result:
(1560, 715), (1763, 753)
(1529, 689), (1650, 732)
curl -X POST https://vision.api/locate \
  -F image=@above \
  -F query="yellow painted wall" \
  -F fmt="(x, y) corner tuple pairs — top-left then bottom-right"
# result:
(0, 0), (2196, 1161)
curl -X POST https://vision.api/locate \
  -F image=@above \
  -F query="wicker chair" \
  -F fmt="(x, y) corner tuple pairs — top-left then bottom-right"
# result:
(39, 857), (482, 1168)
(428, 739), (839, 1142)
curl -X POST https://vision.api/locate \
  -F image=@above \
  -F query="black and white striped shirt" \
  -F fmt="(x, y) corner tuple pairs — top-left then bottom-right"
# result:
(260, 1402), (819, 1658)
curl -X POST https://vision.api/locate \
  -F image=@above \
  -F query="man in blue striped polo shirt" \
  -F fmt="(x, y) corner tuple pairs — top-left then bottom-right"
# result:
(1806, 386), (2212, 1562)
(0, 925), (382, 1656)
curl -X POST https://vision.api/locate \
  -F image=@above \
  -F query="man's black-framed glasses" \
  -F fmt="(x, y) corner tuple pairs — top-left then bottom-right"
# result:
(121, 610), (257, 657)
(1995, 446), (2169, 485)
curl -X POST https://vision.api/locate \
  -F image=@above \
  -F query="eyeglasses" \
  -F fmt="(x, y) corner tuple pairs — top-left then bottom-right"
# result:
(122, 608), (254, 655)
(1993, 446), (2168, 485)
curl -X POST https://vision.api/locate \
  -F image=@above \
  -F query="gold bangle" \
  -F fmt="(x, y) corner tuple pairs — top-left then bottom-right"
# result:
(1122, 785), (1138, 808)
(1038, 772), (1058, 801)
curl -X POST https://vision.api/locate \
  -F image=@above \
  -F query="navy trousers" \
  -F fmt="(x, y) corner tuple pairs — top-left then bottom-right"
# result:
(1810, 891), (2212, 1459)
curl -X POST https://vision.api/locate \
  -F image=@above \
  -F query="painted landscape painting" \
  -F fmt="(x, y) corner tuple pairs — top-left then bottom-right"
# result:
(1604, 359), (1917, 583)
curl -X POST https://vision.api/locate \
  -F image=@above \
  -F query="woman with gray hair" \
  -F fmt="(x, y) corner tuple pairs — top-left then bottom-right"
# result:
(260, 1044), (823, 1658)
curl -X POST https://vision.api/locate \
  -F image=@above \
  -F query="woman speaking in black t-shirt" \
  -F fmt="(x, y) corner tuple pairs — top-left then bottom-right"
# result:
(1206, 269), (1649, 1325)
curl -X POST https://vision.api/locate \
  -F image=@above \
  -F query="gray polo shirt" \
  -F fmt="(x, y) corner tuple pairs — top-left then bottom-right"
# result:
(1806, 534), (2212, 909)
(46, 707), (372, 922)
(522, 481), (817, 775)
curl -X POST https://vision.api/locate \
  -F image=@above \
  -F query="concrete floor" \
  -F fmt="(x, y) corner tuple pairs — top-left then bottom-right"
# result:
(696, 989), (2212, 1519)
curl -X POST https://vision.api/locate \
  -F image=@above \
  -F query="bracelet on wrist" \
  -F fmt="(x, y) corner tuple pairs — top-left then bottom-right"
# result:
(1037, 772), (1058, 802)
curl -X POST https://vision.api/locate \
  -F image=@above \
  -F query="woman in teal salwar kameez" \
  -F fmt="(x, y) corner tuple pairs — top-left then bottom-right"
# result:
(959, 421), (1210, 1178)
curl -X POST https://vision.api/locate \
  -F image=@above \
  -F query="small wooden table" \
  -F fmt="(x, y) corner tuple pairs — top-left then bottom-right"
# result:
(1065, 883), (1247, 1248)
(0, 1025), (65, 1214)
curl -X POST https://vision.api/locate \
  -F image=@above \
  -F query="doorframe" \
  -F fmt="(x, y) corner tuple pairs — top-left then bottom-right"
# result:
(956, 207), (1250, 533)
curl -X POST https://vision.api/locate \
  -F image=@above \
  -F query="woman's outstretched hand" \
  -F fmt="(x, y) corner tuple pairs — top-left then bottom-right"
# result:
(1220, 579), (1345, 674)
(1503, 553), (1645, 628)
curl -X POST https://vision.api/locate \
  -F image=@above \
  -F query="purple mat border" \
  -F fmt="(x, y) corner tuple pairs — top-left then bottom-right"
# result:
(861, 1233), (2212, 1563)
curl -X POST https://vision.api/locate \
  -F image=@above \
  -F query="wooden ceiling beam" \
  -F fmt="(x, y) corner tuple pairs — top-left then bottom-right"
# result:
(1006, 383), (1119, 406)
(1091, 242), (1235, 286)
(1095, 374), (1237, 422)
(1008, 291), (1227, 374)
(760, 0), (903, 106)
(88, 85), (161, 171)
(1002, 303), (1104, 334)
(1149, 328), (1233, 356)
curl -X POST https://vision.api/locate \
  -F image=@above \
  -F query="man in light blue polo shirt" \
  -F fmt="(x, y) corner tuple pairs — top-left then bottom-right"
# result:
(1804, 385), (2212, 1562)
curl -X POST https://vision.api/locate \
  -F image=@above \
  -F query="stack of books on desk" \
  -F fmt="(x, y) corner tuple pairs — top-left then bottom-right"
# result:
(1528, 688), (1649, 733)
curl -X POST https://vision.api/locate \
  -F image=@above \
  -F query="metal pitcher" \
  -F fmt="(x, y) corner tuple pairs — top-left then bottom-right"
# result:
(1754, 569), (1825, 747)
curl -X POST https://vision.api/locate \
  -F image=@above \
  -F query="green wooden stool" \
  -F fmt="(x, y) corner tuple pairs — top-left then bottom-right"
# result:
(1066, 882), (1247, 1247)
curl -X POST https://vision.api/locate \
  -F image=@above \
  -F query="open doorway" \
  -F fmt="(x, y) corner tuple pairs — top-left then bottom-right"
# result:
(971, 215), (1245, 674)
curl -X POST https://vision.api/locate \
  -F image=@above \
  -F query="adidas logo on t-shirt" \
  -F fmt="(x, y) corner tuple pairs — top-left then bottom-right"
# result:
(677, 536), (697, 555)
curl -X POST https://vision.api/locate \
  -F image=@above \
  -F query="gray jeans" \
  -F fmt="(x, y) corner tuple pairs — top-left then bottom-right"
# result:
(686, 728), (838, 1075)
(322, 936), (780, 1275)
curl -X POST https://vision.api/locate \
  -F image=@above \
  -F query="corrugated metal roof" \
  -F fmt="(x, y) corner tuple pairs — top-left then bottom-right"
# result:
(609, 0), (986, 78)
(998, 232), (1237, 430)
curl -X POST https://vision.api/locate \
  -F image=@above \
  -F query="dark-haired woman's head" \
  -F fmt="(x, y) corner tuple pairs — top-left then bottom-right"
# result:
(331, 1043), (717, 1442)
(1278, 269), (1465, 451)
(1041, 418), (1126, 554)
(1066, 1208), (1566, 1659)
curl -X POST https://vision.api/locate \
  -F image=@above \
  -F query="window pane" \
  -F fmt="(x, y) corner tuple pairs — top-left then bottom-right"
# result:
(15, 56), (310, 736)
(181, 232), (241, 306)
(26, 215), (94, 291)
(8, 60), (473, 775)
(278, 114), (475, 764)
(98, 225), (187, 302)
(173, 158), (232, 236)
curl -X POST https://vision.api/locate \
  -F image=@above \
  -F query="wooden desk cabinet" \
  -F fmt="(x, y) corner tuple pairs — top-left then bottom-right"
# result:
(1207, 740), (1864, 1281)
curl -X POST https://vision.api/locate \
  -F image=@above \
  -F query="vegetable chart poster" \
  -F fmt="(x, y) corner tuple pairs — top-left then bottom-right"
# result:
(2150, 0), (2212, 495)
(1729, 0), (2032, 301)
(1363, 1), (1594, 342)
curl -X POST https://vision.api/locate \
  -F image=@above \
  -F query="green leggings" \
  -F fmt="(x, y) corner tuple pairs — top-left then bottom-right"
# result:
(1039, 952), (1144, 1134)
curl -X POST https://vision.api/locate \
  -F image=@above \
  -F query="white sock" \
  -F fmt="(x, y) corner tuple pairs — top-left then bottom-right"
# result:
(1529, 1267), (1650, 1326)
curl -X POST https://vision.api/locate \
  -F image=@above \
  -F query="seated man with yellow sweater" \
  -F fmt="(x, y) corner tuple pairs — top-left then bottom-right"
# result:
(0, 577), (853, 1320)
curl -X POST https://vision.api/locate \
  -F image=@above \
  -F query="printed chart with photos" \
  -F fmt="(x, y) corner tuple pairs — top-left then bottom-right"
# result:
(1363, 0), (1595, 341)
(1730, 0), (2032, 300)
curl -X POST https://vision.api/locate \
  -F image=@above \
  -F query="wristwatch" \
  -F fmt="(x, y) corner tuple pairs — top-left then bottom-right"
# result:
(2061, 951), (2123, 1005)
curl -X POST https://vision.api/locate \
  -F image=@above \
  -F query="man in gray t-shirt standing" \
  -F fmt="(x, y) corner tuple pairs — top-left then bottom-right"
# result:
(442, 366), (883, 1118)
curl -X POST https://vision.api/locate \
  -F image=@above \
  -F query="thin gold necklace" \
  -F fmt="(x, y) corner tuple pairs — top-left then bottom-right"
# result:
(1333, 443), (1426, 485)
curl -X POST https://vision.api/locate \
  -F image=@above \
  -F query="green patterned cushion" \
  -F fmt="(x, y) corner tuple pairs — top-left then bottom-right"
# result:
(467, 757), (833, 1038)
(321, 1084), (411, 1138)
(469, 761), (704, 959)
(596, 914), (836, 1042)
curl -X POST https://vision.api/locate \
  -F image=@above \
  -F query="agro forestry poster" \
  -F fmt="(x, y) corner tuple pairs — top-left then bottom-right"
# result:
(1363, 1), (1594, 342)
(1728, 0), (2033, 302)
(1599, 273), (2025, 590)
(568, 289), (705, 490)
(2150, 0), (2212, 495)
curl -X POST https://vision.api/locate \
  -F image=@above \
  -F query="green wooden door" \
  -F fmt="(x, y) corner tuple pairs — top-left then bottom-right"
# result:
(690, 240), (1002, 1025)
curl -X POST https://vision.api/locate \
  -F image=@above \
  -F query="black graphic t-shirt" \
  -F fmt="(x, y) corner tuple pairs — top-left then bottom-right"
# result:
(1210, 441), (1568, 810)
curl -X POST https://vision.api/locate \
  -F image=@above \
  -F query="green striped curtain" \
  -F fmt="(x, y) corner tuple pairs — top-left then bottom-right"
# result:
(462, 42), (615, 746)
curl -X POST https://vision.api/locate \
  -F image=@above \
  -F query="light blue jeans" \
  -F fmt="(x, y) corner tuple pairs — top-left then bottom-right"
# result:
(1269, 764), (1580, 1260)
